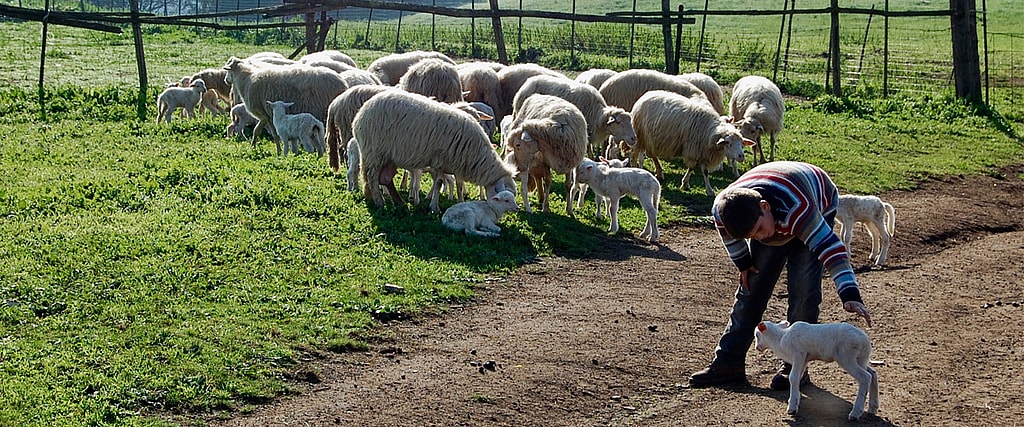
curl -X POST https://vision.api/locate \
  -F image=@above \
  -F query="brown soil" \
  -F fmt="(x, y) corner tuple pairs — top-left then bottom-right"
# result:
(207, 165), (1024, 427)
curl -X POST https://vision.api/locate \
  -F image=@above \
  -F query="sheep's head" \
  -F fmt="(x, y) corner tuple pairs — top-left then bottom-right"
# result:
(605, 108), (638, 148)
(575, 158), (600, 183)
(507, 128), (540, 164)
(189, 79), (207, 93)
(716, 124), (754, 164)
(737, 116), (765, 142)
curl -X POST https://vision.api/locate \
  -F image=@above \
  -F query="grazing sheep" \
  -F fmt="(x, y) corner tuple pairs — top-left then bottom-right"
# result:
(398, 57), (464, 104)
(325, 85), (395, 173)
(495, 63), (568, 122)
(156, 78), (207, 124)
(835, 194), (896, 266)
(631, 90), (755, 196)
(575, 158), (661, 242)
(300, 50), (358, 68)
(575, 68), (618, 89)
(339, 68), (383, 87)
(441, 190), (519, 237)
(226, 102), (258, 138)
(468, 101), (497, 138)
(366, 50), (456, 86)
(458, 63), (503, 123)
(189, 68), (233, 107)
(679, 72), (725, 115)
(303, 58), (356, 74)
(352, 90), (516, 213)
(266, 100), (327, 156)
(513, 74), (637, 158)
(504, 94), (588, 216)
(598, 68), (709, 112)
(223, 56), (348, 154)
(755, 320), (879, 420)
(245, 51), (296, 67)
(729, 75), (785, 164)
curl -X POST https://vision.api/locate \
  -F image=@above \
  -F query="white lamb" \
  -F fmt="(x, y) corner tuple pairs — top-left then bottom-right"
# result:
(346, 137), (361, 191)
(156, 78), (207, 124)
(729, 75), (785, 165)
(835, 194), (896, 266)
(755, 320), (879, 420)
(226, 102), (257, 139)
(575, 158), (661, 243)
(441, 190), (519, 238)
(572, 156), (629, 215)
(266, 100), (326, 156)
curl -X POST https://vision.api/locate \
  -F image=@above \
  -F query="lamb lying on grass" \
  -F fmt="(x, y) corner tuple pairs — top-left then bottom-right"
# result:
(755, 320), (879, 420)
(575, 157), (661, 243)
(835, 194), (896, 266)
(441, 190), (519, 238)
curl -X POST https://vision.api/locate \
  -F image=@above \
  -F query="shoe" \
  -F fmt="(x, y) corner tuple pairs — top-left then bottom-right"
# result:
(770, 362), (811, 391)
(688, 362), (747, 388)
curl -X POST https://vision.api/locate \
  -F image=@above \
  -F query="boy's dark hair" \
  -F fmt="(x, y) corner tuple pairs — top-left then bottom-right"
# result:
(714, 187), (764, 238)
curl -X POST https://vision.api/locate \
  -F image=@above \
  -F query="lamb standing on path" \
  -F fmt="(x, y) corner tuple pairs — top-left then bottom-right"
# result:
(755, 320), (879, 420)
(575, 158), (661, 243)
(266, 100), (326, 156)
(441, 190), (519, 237)
(835, 194), (896, 266)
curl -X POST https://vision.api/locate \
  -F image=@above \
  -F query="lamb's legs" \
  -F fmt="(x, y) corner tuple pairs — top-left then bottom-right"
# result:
(639, 195), (659, 243)
(868, 366), (880, 414)
(607, 194), (622, 234)
(837, 358), (875, 420)
(787, 357), (808, 415)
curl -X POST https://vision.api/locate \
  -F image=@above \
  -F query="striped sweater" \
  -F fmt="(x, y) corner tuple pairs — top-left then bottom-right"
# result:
(712, 161), (862, 304)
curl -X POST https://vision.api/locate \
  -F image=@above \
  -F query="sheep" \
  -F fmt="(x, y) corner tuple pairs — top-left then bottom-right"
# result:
(755, 320), (879, 420)
(630, 90), (755, 196)
(441, 190), (519, 238)
(266, 100), (327, 156)
(512, 74), (637, 158)
(598, 68), (710, 112)
(458, 63), (503, 123)
(325, 85), (395, 173)
(245, 51), (296, 67)
(300, 50), (358, 68)
(352, 89), (516, 213)
(189, 68), (233, 107)
(303, 58), (356, 74)
(504, 94), (589, 216)
(223, 56), (348, 154)
(575, 158), (661, 242)
(366, 50), (456, 86)
(835, 194), (896, 266)
(679, 72), (725, 115)
(339, 68), (383, 87)
(729, 75), (785, 165)
(397, 57), (464, 104)
(156, 78), (207, 124)
(574, 68), (617, 89)
(468, 101), (497, 138)
(495, 63), (568, 122)
(226, 102), (258, 138)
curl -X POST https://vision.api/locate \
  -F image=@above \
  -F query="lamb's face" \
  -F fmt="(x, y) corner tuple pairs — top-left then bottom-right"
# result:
(575, 159), (598, 183)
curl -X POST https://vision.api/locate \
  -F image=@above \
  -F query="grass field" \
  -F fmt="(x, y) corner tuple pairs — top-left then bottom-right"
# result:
(0, 9), (1022, 426)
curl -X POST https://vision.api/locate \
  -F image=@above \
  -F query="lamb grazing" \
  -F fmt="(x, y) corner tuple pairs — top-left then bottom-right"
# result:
(398, 57), (464, 104)
(325, 85), (395, 172)
(755, 320), (879, 420)
(679, 72), (726, 115)
(575, 158), (661, 242)
(598, 68), (709, 112)
(352, 90), (516, 213)
(575, 68), (617, 89)
(300, 50), (358, 68)
(366, 50), (456, 86)
(441, 190), (519, 238)
(468, 101), (497, 138)
(495, 63), (568, 122)
(513, 74), (637, 158)
(266, 100), (327, 156)
(729, 75), (785, 165)
(504, 93), (589, 216)
(835, 194), (896, 266)
(226, 102), (258, 138)
(156, 78), (207, 124)
(223, 56), (348, 154)
(189, 67), (233, 108)
(458, 63), (503, 123)
(631, 90), (755, 196)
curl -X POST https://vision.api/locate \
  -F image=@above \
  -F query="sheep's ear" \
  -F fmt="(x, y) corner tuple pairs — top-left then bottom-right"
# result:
(756, 124), (765, 132)
(756, 322), (766, 332)
(284, 101), (294, 108)
(606, 115), (616, 125)
(521, 130), (532, 142)
(780, 320), (790, 327)
(476, 111), (494, 121)
(742, 137), (757, 147)
(598, 156), (609, 164)
(724, 115), (734, 123)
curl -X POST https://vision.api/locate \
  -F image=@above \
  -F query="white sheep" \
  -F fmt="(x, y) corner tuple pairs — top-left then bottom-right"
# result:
(441, 190), (519, 238)
(574, 68), (617, 89)
(679, 72), (726, 115)
(575, 158), (661, 242)
(366, 50), (456, 86)
(226, 102), (258, 138)
(300, 50), (358, 68)
(352, 90), (516, 213)
(339, 68), (384, 87)
(729, 75), (785, 165)
(504, 93), (589, 216)
(303, 58), (356, 74)
(835, 194), (896, 266)
(755, 320), (879, 420)
(245, 51), (296, 67)
(156, 78), (207, 124)
(223, 57), (348, 154)
(512, 74), (637, 158)
(631, 90), (755, 196)
(598, 68), (709, 112)
(495, 63), (568, 122)
(398, 57), (464, 104)
(458, 62), (503, 118)
(266, 100), (327, 156)
(325, 85), (395, 173)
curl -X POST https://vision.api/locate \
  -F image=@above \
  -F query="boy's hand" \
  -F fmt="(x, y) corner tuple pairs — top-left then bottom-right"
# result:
(844, 301), (873, 327)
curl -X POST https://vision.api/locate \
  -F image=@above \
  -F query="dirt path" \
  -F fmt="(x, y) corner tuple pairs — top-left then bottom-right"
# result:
(205, 165), (1024, 427)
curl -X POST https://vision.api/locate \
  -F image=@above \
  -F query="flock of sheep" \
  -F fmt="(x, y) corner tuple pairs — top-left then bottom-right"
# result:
(155, 49), (898, 251)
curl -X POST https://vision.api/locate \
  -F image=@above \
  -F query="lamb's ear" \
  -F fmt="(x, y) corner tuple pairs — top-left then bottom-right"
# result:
(724, 115), (735, 123)
(780, 320), (790, 327)
(606, 115), (616, 125)
(756, 322), (766, 332)
(742, 137), (757, 147)
(521, 130), (533, 142)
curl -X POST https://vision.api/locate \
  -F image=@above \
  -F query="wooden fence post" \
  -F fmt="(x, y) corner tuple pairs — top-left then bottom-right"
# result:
(661, 0), (675, 74)
(488, 0), (508, 64)
(38, 0), (49, 120)
(949, 0), (982, 103)
(829, 0), (841, 96)
(131, 0), (147, 121)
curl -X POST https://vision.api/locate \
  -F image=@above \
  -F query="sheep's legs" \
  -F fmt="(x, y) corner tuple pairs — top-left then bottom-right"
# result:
(639, 195), (659, 243)
(837, 358), (876, 420)
(607, 194), (621, 234)
(701, 167), (716, 196)
(379, 163), (404, 205)
(787, 357), (808, 415)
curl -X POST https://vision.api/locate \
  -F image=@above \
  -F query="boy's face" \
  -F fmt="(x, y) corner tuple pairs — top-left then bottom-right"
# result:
(746, 200), (776, 241)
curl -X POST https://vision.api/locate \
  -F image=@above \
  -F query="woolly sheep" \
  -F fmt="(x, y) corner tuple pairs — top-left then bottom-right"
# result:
(755, 320), (879, 420)
(574, 68), (617, 89)
(504, 94), (589, 216)
(189, 68), (233, 107)
(512, 74), (637, 157)
(366, 50), (456, 86)
(223, 56), (348, 154)
(303, 58), (356, 74)
(156, 78), (207, 124)
(729, 75), (785, 164)
(598, 68), (709, 112)
(679, 72), (725, 115)
(630, 90), (755, 196)
(226, 102), (258, 138)
(495, 63), (568, 122)
(352, 90), (516, 213)
(300, 50), (358, 68)
(267, 100), (327, 156)
(339, 68), (383, 87)
(441, 190), (519, 238)
(835, 194), (896, 266)
(325, 85), (395, 173)
(398, 57), (464, 104)
(245, 51), (296, 67)
(458, 63), (502, 123)
(575, 158), (661, 242)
